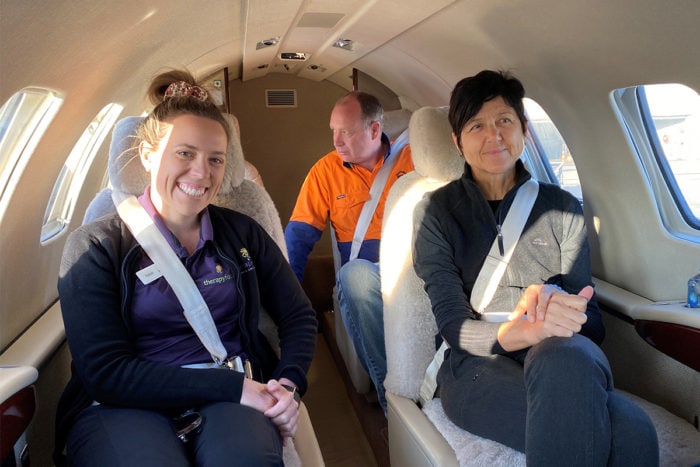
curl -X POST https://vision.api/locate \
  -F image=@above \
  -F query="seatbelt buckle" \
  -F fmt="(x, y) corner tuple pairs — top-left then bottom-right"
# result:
(217, 356), (252, 378)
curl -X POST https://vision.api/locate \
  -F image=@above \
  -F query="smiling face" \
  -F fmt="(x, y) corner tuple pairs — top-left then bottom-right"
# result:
(329, 97), (382, 170)
(139, 113), (227, 227)
(452, 96), (525, 195)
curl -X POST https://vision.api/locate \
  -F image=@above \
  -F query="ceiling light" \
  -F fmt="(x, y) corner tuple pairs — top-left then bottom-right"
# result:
(256, 37), (279, 50)
(333, 39), (354, 51)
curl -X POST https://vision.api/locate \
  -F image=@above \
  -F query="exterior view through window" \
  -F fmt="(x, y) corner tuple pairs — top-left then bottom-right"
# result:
(642, 83), (700, 224)
(523, 98), (582, 201)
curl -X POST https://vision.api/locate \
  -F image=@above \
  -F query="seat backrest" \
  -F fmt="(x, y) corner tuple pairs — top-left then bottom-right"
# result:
(381, 106), (463, 400)
(383, 108), (413, 141)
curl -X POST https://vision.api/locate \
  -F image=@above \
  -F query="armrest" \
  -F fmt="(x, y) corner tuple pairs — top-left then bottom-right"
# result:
(0, 366), (38, 461)
(0, 366), (38, 406)
(386, 392), (458, 467)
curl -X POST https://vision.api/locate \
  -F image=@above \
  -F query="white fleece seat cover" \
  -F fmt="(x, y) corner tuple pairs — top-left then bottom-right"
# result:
(380, 106), (700, 466)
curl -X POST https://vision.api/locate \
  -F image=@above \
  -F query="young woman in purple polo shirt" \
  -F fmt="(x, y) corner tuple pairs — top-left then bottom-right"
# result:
(54, 70), (317, 466)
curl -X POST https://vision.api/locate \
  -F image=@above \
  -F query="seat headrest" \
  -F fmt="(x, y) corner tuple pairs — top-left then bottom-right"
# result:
(108, 114), (245, 196)
(408, 106), (464, 181)
(383, 108), (413, 141)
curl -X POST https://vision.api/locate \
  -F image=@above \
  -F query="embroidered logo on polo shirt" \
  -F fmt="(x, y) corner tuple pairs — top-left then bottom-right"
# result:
(336, 194), (346, 200)
(240, 247), (255, 273)
(203, 264), (232, 286)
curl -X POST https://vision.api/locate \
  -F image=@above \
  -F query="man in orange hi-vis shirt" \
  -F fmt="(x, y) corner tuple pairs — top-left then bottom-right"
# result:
(285, 91), (413, 413)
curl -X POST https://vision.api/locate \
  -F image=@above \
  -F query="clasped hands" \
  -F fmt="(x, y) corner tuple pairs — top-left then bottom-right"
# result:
(240, 377), (300, 445)
(498, 284), (594, 350)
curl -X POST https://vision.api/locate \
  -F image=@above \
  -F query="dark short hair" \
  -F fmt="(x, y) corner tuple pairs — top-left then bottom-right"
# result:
(337, 91), (384, 128)
(448, 70), (527, 138)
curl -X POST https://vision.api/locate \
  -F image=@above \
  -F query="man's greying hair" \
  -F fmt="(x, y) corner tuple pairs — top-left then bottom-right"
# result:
(337, 91), (384, 129)
(448, 70), (527, 138)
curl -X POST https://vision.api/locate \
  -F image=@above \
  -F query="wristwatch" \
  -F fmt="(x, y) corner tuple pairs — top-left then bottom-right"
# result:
(281, 383), (301, 404)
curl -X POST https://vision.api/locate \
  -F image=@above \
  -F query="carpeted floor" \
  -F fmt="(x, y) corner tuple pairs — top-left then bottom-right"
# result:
(301, 255), (389, 466)
(304, 330), (384, 466)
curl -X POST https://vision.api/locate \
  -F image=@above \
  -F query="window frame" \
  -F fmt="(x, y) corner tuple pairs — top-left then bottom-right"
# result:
(0, 87), (64, 222)
(636, 85), (699, 229)
(40, 103), (123, 242)
(611, 85), (700, 238)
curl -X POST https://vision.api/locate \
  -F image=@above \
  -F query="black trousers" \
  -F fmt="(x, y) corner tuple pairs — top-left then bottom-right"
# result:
(66, 402), (283, 466)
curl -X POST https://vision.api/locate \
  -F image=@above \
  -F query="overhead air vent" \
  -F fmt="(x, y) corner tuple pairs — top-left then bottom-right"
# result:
(265, 89), (297, 108)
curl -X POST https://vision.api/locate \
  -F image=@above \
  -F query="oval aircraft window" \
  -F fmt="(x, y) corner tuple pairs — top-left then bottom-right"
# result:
(523, 98), (583, 202)
(41, 102), (123, 242)
(0, 88), (64, 222)
(613, 83), (700, 233)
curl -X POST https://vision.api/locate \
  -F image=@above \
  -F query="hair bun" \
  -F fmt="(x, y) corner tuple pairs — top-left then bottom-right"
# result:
(164, 81), (208, 102)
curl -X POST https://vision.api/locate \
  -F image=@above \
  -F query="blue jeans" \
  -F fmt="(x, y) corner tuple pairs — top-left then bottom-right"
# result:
(438, 334), (659, 466)
(66, 402), (283, 466)
(337, 259), (387, 413)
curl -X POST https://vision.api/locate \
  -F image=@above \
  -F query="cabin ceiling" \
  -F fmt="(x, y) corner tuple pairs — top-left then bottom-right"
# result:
(1, 0), (699, 115)
(240, 0), (456, 87)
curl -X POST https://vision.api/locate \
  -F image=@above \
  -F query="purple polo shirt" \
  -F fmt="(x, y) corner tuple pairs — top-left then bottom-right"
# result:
(129, 187), (244, 366)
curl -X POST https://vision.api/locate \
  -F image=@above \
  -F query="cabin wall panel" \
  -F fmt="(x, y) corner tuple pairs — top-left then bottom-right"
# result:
(601, 311), (699, 427)
(552, 89), (698, 302)
(0, 119), (81, 352)
(26, 342), (72, 467)
(229, 73), (346, 257)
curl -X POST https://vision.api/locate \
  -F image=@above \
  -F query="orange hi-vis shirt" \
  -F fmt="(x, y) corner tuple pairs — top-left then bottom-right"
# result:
(285, 136), (414, 280)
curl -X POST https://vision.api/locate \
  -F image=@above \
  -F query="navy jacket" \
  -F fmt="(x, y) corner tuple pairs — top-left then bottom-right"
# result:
(413, 161), (604, 357)
(54, 205), (316, 462)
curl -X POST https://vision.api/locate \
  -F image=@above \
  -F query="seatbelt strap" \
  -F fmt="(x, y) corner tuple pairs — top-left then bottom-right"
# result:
(474, 178), (539, 320)
(112, 190), (229, 367)
(418, 179), (539, 406)
(348, 129), (409, 261)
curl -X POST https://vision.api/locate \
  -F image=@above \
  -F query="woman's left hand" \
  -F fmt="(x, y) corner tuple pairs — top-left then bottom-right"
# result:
(264, 378), (300, 445)
(500, 285), (593, 350)
(509, 284), (592, 323)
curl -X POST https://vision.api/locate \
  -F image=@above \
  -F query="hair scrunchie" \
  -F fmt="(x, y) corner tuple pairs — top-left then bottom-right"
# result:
(164, 81), (208, 102)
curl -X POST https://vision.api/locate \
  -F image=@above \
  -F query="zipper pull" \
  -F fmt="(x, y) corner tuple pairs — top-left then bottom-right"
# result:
(497, 224), (504, 256)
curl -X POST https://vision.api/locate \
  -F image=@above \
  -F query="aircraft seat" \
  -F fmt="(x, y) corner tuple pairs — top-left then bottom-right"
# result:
(381, 106), (700, 466)
(330, 108), (412, 397)
(383, 108), (413, 141)
(81, 115), (322, 467)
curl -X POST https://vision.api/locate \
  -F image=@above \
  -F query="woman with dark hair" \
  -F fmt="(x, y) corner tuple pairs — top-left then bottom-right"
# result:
(413, 70), (658, 465)
(54, 70), (317, 466)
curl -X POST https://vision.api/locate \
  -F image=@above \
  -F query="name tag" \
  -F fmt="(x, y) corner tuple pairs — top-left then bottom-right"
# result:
(136, 263), (163, 284)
